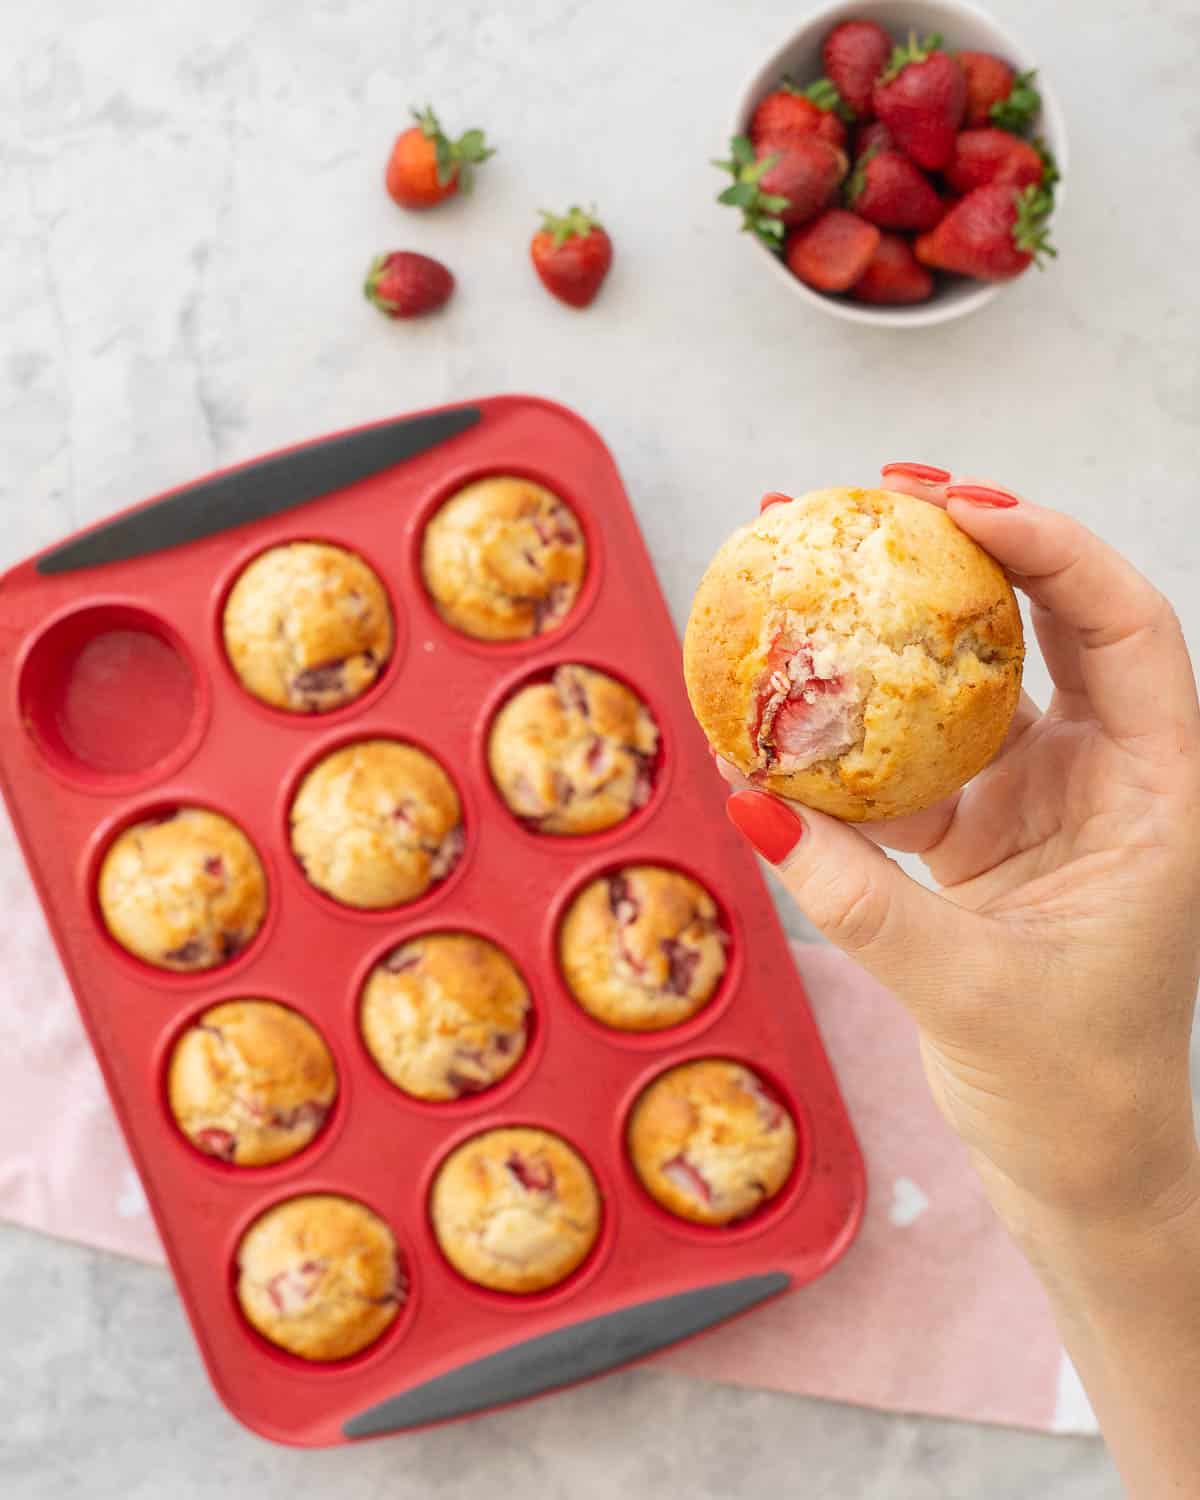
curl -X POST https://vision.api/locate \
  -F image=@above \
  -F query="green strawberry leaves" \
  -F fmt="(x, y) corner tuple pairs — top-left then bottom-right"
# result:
(782, 75), (856, 122)
(1012, 183), (1057, 266)
(991, 70), (1042, 134)
(714, 135), (789, 249)
(538, 205), (602, 250)
(412, 105), (495, 192)
(880, 32), (944, 85)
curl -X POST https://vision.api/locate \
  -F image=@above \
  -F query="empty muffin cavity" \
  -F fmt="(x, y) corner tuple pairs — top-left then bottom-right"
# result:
(289, 739), (464, 909)
(487, 665), (659, 836)
(222, 541), (394, 714)
(360, 933), (531, 1102)
(559, 866), (728, 1032)
(421, 476), (587, 642)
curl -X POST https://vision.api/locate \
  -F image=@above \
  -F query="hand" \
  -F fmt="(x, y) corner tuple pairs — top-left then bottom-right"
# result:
(722, 468), (1200, 1240)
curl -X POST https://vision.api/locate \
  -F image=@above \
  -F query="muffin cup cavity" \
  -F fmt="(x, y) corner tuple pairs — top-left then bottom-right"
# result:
(17, 602), (209, 791)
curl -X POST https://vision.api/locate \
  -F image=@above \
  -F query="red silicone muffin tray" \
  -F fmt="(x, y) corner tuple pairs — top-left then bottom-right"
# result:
(0, 396), (864, 1446)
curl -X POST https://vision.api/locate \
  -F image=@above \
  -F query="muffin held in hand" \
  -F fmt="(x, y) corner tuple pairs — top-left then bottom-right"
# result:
(628, 1059), (797, 1226)
(421, 476), (587, 641)
(683, 488), (1024, 822)
(360, 933), (530, 1101)
(559, 866), (727, 1031)
(236, 1194), (404, 1361)
(223, 542), (393, 713)
(290, 739), (464, 909)
(430, 1127), (601, 1293)
(98, 809), (267, 971)
(488, 664), (659, 835)
(168, 1001), (337, 1166)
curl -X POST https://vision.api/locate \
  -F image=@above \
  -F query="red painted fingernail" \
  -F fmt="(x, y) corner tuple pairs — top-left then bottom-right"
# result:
(760, 492), (793, 513)
(881, 463), (951, 483)
(945, 484), (1020, 509)
(726, 791), (803, 865)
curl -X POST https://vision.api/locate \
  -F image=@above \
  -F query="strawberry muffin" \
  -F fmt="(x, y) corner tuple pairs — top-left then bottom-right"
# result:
(98, 809), (267, 971)
(559, 866), (727, 1031)
(628, 1060), (797, 1226)
(683, 487), (1024, 821)
(430, 1127), (601, 1293)
(235, 1194), (404, 1361)
(222, 542), (393, 713)
(421, 476), (587, 641)
(167, 1001), (337, 1166)
(487, 665), (659, 835)
(290, 740), (464, 908)
(360, 934), (531, 1101)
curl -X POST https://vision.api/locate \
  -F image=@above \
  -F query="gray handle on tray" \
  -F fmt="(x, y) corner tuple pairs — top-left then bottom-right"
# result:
(35, 404), (483, 574)
(342, 1272), (789, 1439)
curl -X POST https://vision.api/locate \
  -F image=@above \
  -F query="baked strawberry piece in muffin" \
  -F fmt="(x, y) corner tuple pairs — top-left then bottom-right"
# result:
(222, 542), (393, 713)
(98, 808), (267, 971)
(421, 475), (587, 641)
(430, 1127), (601, 1293)
(236, 1194), (405, 1361)
(167, 1000), (337, 1166)
(628, 1059), (797, 1225)
(559, 865), (727, 1031)
(289, 739), (464, 908)
(360, 933), (530, 1101)
(487, 664), (659, 835)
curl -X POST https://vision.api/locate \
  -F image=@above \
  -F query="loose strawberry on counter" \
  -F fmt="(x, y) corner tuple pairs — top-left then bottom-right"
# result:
(785, 209), (881, 292)
(915, 183), (1055, 281)
(363, 252), (455, 318)
(846, 144), (944, 232)
(530, 207), (613, 308)
(716, 133), (846, 247)
(750, 79), (849, 151)
(945, 128), (1049, 195)
(385, 106), (494, 209)
(872, 32), (966, 171)
(957, 52), (1042, 133)
(850, 233), (934, 304)
(822, 19), (893, 119)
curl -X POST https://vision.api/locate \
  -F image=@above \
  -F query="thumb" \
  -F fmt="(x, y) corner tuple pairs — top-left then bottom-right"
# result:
(726, 790), (985, 1029)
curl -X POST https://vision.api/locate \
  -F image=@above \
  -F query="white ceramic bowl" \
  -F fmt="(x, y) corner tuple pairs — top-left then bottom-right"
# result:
(731, 0), (1068, 327)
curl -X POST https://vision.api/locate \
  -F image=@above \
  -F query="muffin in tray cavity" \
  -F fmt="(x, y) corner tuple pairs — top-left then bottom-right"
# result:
(628, 1059), (797, 1226)
(683, 488), (1024, 821)
(430, 1127), (601, 1294)
(559, 865), (727, 1032)
(421, 475), (587, 641)
(168, 1001), (337, 1166)
(360, 933), (531, 1101)
(290, 739), (464, 909)
(236, 1194), (405, 1361)
(488, 664), (659, 835)
(223, 541), (393, 713)
(98, 808), (267, 971)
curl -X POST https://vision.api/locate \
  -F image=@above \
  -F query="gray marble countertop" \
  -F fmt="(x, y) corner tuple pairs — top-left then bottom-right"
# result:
(6, 0), (1199, 1492)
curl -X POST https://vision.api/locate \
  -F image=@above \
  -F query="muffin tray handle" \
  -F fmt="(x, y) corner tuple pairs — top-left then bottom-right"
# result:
(35, 404), (483, 575)
(342, 1273), (790, 1438)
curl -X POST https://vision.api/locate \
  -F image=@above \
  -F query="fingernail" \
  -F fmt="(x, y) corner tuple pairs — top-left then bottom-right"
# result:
(760, 492), (793, 513)
(945, 484), (1020, 509)
(881, 463), (951, 483)
(726, 791), (804, 866)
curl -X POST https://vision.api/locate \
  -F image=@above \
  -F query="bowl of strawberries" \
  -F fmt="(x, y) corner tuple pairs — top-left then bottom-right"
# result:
(720, 0), (1067, 325)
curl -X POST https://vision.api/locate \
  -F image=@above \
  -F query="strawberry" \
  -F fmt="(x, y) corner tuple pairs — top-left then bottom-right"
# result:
(945, 128), (1046, 195)
(363, 252), (455, 318)
(851, 233), (934, 304)
(785, 209), (881, 293)
(957, 53), (1042, 133)
(846, 144), (943, 232)
(872, 33), (966, 171)
(750, 79), (849, 151)
(822, 20), (894, 120)
(914, 184), (1055, 281)
(385, 106), (494, 209)
(853, 119), (894, 159)
(715, 133), (846, 247)
(530, 206), (613, 308)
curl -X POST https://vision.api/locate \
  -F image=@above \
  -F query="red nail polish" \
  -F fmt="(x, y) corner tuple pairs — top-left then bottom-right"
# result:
(945, 484), (1020, 509)
(760, 492), (793, 513)
(726, 791), (803, 865)
(881, 463), (951, 483)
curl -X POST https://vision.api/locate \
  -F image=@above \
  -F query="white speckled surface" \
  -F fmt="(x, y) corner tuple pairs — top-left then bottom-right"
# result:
(4, 0), (1198, 1489)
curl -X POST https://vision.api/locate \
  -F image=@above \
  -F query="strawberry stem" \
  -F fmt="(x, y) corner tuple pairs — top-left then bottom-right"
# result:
(880, 31), (944, 84)
(538, 205), (602, 250)
(409, 103), (494, 191)
(783, 75), (855, 121)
